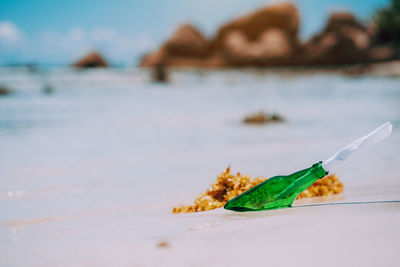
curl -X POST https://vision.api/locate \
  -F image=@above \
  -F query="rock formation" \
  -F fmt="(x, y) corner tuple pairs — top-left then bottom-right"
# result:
(140, 2), (300, 68)
(223, 28), (293, 66)
(73, 52), (108, 68)
(165, 23), (209, 58)
(303, 12), (371, 65)
(212, 2), (299, 50)
(139, 2), (398, 68)
(140, 48), (167, 68)
(140, 24), (211, 67)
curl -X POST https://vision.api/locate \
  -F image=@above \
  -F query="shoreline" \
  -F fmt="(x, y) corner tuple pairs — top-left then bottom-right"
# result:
(2, 59), (400, 77)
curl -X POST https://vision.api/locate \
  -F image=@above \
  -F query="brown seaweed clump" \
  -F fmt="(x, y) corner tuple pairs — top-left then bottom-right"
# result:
(243, 111), (284, 125)
(297, 173), (343, 199)
(172, 166), (265, 213)
(172, 167), (343, 213)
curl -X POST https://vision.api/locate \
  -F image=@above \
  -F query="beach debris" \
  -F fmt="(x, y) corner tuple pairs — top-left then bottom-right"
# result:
(172, 166), (343, 214)
(73, 51), (108, 68)
(157, 241), (171, 249)
(224, 162), (330, 211)
(0, 85), (12, 96)
(242, 111), (284, 125)
(174, 122), (391, 213)
(297, 174), (343, 199)
(42, 84), (54, 95)
(224, 122), (392, 212)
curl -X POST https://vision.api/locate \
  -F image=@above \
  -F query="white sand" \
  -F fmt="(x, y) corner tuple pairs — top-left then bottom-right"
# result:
(2, 198), (399, 266)
(1, 68), (400, 266)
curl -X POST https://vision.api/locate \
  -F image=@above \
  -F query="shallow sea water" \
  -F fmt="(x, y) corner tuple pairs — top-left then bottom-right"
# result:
(0, 67), (399, 266)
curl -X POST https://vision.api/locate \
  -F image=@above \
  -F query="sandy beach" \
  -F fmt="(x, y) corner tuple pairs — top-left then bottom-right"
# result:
(0, 67), (399, 266)
(2, 0), (400, 265)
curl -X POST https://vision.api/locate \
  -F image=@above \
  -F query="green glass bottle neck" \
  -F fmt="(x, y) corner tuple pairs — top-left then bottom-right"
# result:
(312, 161), (329, 179)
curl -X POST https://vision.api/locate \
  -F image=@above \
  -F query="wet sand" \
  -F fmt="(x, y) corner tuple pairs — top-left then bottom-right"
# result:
(0, 67), (399, 266)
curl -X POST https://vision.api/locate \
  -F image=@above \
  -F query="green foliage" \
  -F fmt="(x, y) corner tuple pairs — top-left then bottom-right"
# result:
(373, 0), (400, 44)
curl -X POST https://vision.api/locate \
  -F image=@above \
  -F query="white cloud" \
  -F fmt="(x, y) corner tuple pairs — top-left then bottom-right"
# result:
(0, 21), (22, 43)
(67, 27), (86, 42)
(0, 22), (156, 65)
(38, 27), (156, 64)
(91, 28), (118, 42)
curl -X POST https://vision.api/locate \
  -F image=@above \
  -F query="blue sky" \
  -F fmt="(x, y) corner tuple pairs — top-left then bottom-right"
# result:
(0, 0), (390, 65)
